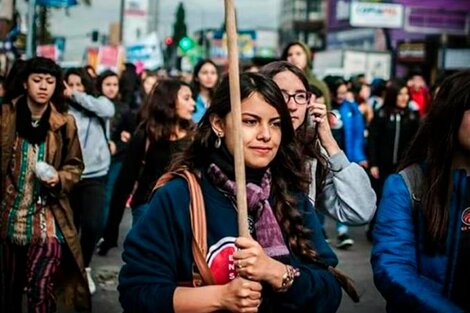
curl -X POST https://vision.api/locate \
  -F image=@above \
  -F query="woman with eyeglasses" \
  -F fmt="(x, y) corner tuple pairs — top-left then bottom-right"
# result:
(260, 62), (376, 248)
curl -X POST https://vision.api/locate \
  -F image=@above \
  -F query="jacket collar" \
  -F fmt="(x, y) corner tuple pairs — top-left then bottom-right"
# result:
(12, 96), (67, 132)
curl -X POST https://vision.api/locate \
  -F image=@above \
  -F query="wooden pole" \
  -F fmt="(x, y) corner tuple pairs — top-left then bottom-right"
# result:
(224, 0), (249, 238)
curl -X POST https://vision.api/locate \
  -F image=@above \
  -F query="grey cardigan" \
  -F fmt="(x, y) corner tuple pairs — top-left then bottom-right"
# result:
(68, 91), (115, 179)
(308, 150), (376, 225)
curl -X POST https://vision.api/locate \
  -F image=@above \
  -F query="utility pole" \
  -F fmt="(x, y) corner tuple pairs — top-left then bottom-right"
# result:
(119, 0), (125, 43)
(26, 0), (37, 58)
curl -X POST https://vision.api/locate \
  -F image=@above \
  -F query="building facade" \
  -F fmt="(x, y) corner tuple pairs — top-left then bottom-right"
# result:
(326, 0), (470, 81)
(279, 0), (326, 51)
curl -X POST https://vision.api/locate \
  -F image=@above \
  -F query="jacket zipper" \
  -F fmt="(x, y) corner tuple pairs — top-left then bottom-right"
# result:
(393, 113), (401, 164)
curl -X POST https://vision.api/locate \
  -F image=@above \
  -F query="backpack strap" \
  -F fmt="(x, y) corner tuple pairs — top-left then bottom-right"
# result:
(398, 164), (424, 209)
(155, 169), (215, 287)
(398, 164), (424, 269)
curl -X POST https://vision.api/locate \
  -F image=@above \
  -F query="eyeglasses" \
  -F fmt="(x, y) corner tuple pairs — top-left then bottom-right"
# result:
(282, 91), (311, 105)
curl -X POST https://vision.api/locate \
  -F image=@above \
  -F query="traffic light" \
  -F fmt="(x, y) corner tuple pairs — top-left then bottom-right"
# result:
(91, 30), (99, 42)
(164, 36), (174, 46)
(178, 36), (195, 53)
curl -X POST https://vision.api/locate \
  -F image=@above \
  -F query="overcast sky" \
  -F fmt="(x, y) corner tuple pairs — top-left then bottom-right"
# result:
(17, 0), (280, 61)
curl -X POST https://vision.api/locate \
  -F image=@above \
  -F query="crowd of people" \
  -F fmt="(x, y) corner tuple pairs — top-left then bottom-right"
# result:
(0, 39), (469, 313)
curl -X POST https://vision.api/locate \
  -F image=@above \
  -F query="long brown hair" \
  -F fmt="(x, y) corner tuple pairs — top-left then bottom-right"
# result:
(399, 69), (470, 252)
(139, 79), (195, 142)
(260, 61), (329, 197)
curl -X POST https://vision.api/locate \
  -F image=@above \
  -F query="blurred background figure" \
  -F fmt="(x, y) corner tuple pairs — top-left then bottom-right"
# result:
(281, 41), (331, 109)
(97, 79), (195, 256)
(407, 71), (430, 118)
(65, 67), (115, 295)
(191, 59), (219, 123)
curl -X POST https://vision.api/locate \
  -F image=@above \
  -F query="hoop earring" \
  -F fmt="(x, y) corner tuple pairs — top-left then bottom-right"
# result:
(214, 134), (222, 149)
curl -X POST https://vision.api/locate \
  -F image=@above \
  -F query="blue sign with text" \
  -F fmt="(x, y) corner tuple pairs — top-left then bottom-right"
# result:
(37, 0), (77, 7)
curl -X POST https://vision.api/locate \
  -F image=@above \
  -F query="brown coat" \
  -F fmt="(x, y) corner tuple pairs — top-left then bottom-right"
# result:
(1, 100), (92, 312)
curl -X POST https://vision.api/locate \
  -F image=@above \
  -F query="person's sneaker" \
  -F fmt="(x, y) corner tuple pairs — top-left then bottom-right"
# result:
(96, 239), (116, 257)
(336, 233), (354, 250)
(85, 267), (96, 295)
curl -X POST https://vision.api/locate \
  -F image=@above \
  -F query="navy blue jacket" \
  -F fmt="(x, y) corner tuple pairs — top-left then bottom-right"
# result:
(118, 175), (342, 313)
(371, 169), (468, 313)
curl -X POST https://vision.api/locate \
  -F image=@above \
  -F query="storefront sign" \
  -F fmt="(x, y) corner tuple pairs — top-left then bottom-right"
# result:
(350, 2), (404, 29)
(397, 42), (426, 63)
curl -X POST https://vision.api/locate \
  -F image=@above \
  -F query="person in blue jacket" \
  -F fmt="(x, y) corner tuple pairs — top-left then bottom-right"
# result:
(371, 70), (470, 313)
(191, 59), (219, 123)
(118, 73), (347, 313)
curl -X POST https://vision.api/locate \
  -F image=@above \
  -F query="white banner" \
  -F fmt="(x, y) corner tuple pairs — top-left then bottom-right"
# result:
(350, 2), (404, 29)
(0, 0), (14, 20)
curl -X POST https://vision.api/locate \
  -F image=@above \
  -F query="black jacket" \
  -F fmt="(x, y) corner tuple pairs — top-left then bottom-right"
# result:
(368, 107), (420, 174)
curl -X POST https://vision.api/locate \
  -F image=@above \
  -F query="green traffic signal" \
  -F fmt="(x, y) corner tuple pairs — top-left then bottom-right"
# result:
(179, 37), (195, 52)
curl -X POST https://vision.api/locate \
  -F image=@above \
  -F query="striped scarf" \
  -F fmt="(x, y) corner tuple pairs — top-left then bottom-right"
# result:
(0, 137), (64, 245)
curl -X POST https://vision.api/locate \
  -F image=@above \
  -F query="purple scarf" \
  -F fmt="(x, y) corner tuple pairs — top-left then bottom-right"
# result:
(206, 163), (289, 257)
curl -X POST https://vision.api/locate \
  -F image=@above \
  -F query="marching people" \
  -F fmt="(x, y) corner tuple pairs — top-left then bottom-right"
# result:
(0, 57), (91, 312)
(65, 67), (115, 294)
(118, 73), (349, 313)
(97, 79), (195, 256)
(261, 61), (375, 248)
(191, 59), (219, 123)
(372, 70), (470, 313)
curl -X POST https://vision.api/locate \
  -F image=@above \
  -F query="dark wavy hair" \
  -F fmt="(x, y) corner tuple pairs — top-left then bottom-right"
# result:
(172, 72), (318, 254)
(141, 79), (195, 142)
(96, 69), (119, 99)
(17, 57), (66, 113)
(64, 67), (97, 96)
(172, 72), (359, 301)
(260, 61), (329, 197)
(191, 58), (219, 100)
(399, 69), (470, 252)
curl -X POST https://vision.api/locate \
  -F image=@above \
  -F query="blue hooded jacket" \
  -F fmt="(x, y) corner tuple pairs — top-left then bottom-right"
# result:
(371, 169), (468, 313)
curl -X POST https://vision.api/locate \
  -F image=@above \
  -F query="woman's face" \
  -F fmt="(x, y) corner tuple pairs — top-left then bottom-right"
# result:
(101, 75), (119, 100)
(272, 70), (308, 130)
(143, 76), (157, 95)
(197, 62), (218, 90)
(360, 85), (370, 101)
(175, 85), (195, 120)
(335, 84), (348, 104)
(458, 110), (470, 151)
(67, 74), (85, 93)
(25, 73), (57, 105)
(286, 45), (308, 71)
(396, 87), (409, 109)
(212, 92), (282, 169)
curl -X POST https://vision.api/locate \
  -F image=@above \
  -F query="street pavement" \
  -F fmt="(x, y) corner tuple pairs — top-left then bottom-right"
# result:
(90, 209), (386, 313)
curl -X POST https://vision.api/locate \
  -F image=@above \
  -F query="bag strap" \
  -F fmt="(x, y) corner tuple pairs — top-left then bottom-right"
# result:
(398, 164), (424, 269)
(155, 169), (215, 286)
(398, 163), (424, 210)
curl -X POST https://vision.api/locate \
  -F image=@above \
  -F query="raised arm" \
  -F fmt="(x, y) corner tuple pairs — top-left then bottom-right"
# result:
(71, 91), (115, 118)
